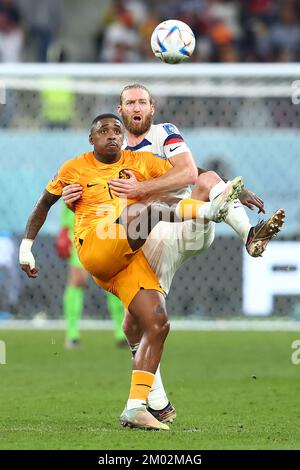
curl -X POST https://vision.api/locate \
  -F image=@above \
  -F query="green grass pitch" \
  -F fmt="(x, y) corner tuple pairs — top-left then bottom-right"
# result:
(0, 330), (299, 450)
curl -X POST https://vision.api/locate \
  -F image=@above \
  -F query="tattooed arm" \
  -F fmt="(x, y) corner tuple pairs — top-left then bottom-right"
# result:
(19, 190), (61, 278)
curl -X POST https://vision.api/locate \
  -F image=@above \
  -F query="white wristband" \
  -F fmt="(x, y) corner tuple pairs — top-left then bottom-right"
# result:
(19, 239), (35, 269)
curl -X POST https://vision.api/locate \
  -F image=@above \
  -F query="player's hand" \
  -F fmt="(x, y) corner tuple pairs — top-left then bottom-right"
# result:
(239, 188), (265, 214)
(62, 184), (82, 210)
(20, 263), (40, 278)
(109, 170), (146, 198)
(55, 227), (72, 259)
(19, 239), (39, 278)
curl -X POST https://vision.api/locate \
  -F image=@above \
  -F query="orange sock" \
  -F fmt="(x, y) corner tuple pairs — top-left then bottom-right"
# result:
(176, 198), (205, 220)
(129, 370), (155, 402)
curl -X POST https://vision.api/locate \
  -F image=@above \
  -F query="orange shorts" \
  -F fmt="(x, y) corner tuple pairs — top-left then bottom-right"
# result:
(77, 223), (164, 308)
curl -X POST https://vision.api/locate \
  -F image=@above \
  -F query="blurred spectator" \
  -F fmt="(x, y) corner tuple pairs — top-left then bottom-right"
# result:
(4, 0), (300, 64)
(99, 6), (141, 62)
(126, 0), (147, 24)
(210, 20), (234, 46)
(0, 0), (23, 62)
(208, 0), (242, 40)
(139, 10), (160, 60)
(247, 0), (273, 18)
(215, 43), (240, 62)
(16, 0), (63, 62)
(254, 2), (300, 61)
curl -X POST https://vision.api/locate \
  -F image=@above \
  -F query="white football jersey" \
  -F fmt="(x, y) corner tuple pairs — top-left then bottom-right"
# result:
(123, 122), (215, 294)
(123, 123), (191, 199)
(123, 122), (189, 159)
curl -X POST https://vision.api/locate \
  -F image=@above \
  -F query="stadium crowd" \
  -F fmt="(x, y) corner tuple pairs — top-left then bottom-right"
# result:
(0, 0), (300, 63)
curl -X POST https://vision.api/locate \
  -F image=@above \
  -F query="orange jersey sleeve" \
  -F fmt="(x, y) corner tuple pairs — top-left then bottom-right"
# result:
(46, 158), (80, 196)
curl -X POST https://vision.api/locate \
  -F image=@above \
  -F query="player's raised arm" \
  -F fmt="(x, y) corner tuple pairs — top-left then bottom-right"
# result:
(109, 124), (198, 199)
(109, 150), (197, 199)
(142, 150), (198, 196)
(19, 190), (60, 278)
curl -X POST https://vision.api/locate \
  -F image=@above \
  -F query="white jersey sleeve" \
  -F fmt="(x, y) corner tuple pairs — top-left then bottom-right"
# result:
(122, 123), (190, 160)
(159, 123), (190, 159)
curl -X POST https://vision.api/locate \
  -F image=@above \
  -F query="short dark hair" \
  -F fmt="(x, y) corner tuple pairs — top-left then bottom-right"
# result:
(90, 113), (123, 132)
(119, 84), (153, 104)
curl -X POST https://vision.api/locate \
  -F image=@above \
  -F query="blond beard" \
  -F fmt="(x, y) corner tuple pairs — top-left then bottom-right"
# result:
(122, 113), (153, 137)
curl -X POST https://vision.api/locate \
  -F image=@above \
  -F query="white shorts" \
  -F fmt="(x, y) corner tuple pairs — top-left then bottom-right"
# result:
(142, 220), (215, 294)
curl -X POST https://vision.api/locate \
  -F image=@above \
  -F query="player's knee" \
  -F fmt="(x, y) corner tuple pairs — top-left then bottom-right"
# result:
(161, 319), (170, 339)
(156, 319), (170, 342)
(122, 318), (130, 337)
(148, 313), (170, 343)
(196, 171), (221, 195)
(122, 314), (139, 337)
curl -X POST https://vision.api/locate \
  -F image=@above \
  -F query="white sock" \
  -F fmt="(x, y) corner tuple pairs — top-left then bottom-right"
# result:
(126, 398), (145, 410)
(147, 365), (169, 410)
(209, 181), (251, 243)
(209, 180), (227, 200)
(224, 200), (252, 243)
(197, 180), (227, 221)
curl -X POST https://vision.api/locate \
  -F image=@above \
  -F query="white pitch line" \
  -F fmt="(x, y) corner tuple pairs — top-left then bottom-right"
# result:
(0, 319), (299, 331)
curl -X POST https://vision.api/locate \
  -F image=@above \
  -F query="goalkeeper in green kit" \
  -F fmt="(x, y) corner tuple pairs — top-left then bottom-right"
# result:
(55, 204), (126, 349)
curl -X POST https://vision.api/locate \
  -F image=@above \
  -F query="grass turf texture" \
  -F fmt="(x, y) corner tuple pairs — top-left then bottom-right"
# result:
(0, 330), (299, 450)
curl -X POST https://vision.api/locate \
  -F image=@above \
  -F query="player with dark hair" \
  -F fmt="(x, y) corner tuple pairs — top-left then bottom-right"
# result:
(62, 85), (285, 425)
(19, 114), (245, 430)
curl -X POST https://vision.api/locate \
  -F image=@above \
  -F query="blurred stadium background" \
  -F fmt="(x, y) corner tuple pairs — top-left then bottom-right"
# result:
(0, 0), (300, 326)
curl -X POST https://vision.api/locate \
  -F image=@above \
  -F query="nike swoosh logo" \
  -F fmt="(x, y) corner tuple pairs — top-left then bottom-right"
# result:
(169, 146), (180, 153)
(87, 183), (99, 188)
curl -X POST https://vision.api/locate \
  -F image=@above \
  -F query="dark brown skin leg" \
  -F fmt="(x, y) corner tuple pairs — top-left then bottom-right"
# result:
(123, 308), (142, 346)
(120, 171), (222, 251)
(127, 289), (170, 374)
(119, 200), (178, 251)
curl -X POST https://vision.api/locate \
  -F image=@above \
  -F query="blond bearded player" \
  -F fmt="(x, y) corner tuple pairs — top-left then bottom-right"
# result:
(61, 85), (285, 425)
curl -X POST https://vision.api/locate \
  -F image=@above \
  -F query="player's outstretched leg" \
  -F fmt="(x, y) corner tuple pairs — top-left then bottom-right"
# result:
(246, 208), (285, 257)
(120, 290), (170, 431)
(176, 176), (244, 224)
(123, 311), (176, 423)
(192, 171), (252, 245)
(207, 176), (244, 222)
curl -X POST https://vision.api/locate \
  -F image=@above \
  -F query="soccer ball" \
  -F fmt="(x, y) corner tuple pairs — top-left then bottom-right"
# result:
(151, 19), (195, 64)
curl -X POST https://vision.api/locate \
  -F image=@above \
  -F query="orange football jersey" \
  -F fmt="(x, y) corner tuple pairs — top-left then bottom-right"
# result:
(46, 150), (172, 243)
